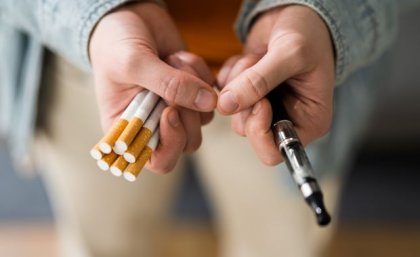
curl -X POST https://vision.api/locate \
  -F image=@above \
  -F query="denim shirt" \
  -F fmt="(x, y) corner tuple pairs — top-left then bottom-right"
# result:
(0, 0), (418, 170)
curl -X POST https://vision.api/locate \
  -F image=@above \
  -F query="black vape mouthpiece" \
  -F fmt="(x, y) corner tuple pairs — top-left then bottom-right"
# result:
(268, 85), (331, 227)
(306, 192), (331, 226)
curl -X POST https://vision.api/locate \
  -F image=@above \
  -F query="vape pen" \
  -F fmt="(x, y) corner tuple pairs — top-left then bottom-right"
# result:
(267, 86), (331, 226)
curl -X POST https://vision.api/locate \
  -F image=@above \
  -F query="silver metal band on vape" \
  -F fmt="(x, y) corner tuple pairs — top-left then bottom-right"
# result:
(272, 120), (330, 226)
(272, 120), (320, 195)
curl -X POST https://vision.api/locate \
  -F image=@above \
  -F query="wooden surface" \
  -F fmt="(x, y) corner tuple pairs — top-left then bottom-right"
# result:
(326, 223), (420, 257)
(1, 222), (420, 257)
(0, 223), (58, 257)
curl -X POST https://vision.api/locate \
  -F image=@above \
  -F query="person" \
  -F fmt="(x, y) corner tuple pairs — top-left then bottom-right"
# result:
(1, 0), (418, 256)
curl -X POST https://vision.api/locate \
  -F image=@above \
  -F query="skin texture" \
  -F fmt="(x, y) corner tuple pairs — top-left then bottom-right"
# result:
(89, 2), (335, 172)
(89, 3), (217, 173)
(217, 5), (335, 166)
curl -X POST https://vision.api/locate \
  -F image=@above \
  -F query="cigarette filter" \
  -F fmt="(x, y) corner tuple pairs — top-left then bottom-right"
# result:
(123, 131), (160, 182)
(123, 100), (165, 163)
(96, 91), (147, 154)
(110, 155), (129, 177)
(97, 151), (118, 171)
(114, 91), (160, 154)
(89, 144), (103, 160)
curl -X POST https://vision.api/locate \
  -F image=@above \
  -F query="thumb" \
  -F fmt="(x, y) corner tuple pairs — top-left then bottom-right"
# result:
(217, 47), (299, 115)
(126, 52), (217, 111)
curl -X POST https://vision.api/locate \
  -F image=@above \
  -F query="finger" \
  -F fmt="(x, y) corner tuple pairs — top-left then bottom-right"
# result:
(122, 51), (217, 112)
(147, 107), (187, 174)
(93, 76), (143, 131)
(231, 109), (252, 137)
(166, 54), (197, 76)
(166, 53), (215, 118)
(174, 51), (216, 86)
(178, 107), (202, 153)
(218, 44), (302, 114)
(245, 98), (282, 166)
(282, 89), (332, 146)
(224, 53), (263, 85)
(217, 55), (241, 89)
(166, 54), (204, 153)
(200, 111), (214, 126)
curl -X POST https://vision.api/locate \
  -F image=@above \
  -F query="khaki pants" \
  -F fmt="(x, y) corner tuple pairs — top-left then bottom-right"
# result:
(34, 53), (341, 257)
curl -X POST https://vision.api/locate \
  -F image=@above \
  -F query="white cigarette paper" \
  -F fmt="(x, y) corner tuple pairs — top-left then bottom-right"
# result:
(98, 91), (148, 153)
(120, 91), (148, 120)
(134, 91), (160, 121)
(113, 91), (160, 154)
(123, 100), (166, 163)
(123, 130), (160, 182)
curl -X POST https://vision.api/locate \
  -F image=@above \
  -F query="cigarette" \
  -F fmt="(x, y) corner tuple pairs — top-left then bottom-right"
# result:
(114, 91), (160, 154)
(89, 144), (103, 160)
(123, 130), (160, 182)
(97, 151), (118, 171)
(109, 155), (129, 177)
(123, 100), (165, 163)
(96, 91), (148, 154)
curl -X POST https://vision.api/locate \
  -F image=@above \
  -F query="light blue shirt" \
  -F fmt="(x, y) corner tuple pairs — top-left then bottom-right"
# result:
(0, 0), (418, 170)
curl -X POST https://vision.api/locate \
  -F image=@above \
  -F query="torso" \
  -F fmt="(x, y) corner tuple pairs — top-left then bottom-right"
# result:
(165, 0), (243, 69)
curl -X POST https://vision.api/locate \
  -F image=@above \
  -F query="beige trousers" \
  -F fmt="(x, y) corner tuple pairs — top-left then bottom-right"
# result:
(34, 53), (341, 257)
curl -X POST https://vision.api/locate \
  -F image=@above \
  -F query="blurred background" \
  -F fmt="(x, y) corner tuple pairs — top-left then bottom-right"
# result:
(1, 4), (420, 257)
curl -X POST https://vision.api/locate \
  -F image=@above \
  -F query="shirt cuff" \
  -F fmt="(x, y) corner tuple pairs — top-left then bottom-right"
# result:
(77, 0), (166, 71)
(236, 0), (397, 86)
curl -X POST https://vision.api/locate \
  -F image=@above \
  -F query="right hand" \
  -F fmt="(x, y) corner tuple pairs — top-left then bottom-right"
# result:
(217, 5), (335, 166)
(89, 3), (217, 173)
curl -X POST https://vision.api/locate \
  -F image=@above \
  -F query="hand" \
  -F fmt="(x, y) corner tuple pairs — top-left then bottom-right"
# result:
(217, 5), (335, 165)
(89, 3), (217, 173)
(89, 2), (217, 130)
(147, 51), (216, 173)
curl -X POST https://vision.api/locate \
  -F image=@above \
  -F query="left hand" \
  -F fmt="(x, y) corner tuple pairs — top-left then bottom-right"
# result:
(217, 5), (335, 165)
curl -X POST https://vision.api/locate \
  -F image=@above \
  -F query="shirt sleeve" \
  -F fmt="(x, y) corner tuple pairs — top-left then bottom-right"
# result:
(0, 0), (165, 71)
(235, 0), (406, 85)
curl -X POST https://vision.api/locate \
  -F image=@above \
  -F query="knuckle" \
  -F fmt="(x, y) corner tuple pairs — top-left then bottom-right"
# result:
(225, 55), (241, 67)
(308, 117), (331, 142)
(184, 136), (202, 153)
(160, 71), (183, 106)
(316, 109), (333, 138)
(244, 68), (270, 100)
(274, 33), (308, 71)
(154, 167), (173, 175)
(286, 35), (309, 70)
(200, 112), (214, 125)
(236, 57), (254, 70)
(149, 162), (174, 175)
(114, 48), (139, 76)
(318, 118), (332, 137)
(247, 121), (264, 138)
(190, 55), (205, 66)
(262, 155), (281, 166)
(231, 120), (246, 137)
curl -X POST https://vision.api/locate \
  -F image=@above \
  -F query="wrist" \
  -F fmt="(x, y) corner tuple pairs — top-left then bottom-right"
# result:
(88, 1), (168, 63)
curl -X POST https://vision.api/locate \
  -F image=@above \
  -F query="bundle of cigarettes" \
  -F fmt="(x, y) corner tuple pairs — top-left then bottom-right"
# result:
(89, 90), (163, 182)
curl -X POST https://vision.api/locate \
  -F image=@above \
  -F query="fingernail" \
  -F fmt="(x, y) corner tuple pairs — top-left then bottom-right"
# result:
(253, 46), (268, 55)
(195, 89), (215, 110)
(175, 50), (190, 59)
(217, 66), (230, 87)
(168, 109), (180, 127)
(212, 81), (220, 89)
(168, 55), (184, 68)
(252, 102), (261, 115)
(219, 91), (239, 113)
